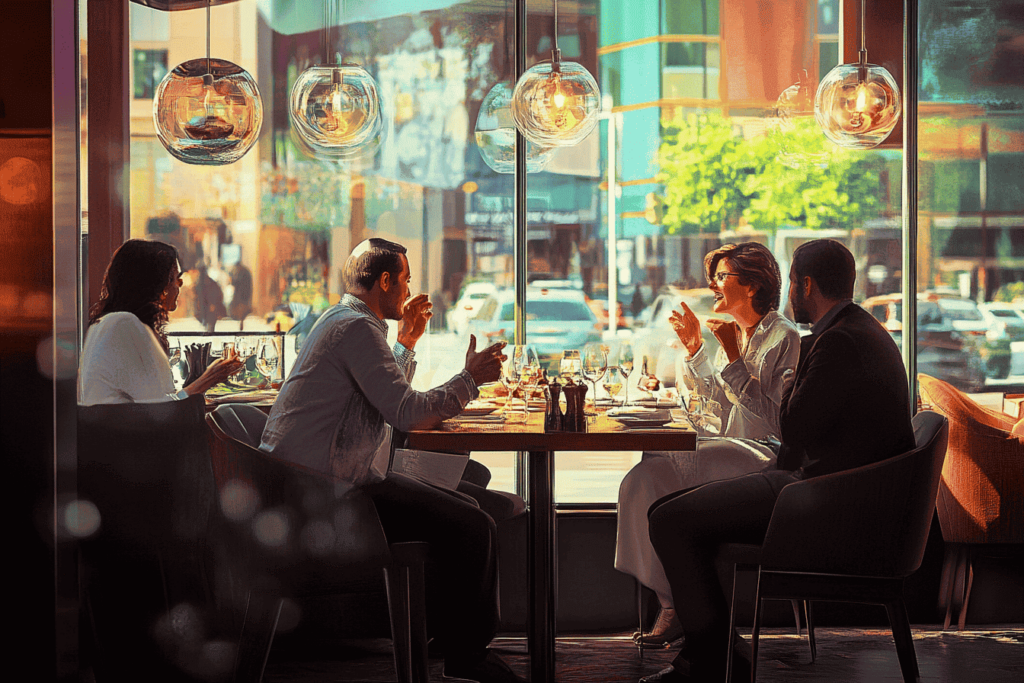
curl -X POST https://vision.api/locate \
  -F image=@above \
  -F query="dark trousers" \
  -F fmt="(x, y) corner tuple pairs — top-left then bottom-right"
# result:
(647, 469), (798, 674)
(364, 472), (500, 663)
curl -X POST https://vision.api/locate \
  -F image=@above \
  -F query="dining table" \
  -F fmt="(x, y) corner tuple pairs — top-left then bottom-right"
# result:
(405, 405), (697, 683)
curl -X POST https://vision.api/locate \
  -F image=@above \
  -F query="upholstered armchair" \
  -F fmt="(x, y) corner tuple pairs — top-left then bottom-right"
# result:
(917, 373), (1024, 629)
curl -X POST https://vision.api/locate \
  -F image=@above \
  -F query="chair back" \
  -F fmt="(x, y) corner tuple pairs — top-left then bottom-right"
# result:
(205, 416), (391, 593)
(918, 373), (1024, 544)
(761, 411), (948, 578)
(78, 394), (214, 558)
(209, 403), (269, 449)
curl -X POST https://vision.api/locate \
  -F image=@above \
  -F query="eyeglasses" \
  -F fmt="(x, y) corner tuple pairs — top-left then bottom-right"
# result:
(713, 272), (740, 285)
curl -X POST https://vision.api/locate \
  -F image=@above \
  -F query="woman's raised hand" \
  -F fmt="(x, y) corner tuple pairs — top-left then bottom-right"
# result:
(184, 355), (245, 396)
(669, 301), (704, 357)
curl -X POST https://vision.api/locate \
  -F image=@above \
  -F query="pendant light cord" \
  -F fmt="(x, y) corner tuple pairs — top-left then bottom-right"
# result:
(860, 0), (866, 53)
(206, 0), (211, 76)
(553, 0), (560, 56)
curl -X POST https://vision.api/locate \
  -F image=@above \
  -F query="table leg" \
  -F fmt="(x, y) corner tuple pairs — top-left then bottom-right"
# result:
(527, 449), (556, 683)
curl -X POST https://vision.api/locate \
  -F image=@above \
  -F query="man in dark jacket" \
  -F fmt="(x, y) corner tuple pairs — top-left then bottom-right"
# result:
(640, 239), (915, 683)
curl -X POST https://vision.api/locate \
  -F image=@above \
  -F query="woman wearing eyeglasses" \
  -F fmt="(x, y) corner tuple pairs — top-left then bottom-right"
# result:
(615, 241), (800, 648)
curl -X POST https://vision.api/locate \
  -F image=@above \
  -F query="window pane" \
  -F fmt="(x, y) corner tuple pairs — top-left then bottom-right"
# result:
(918, 0), (1024, 394)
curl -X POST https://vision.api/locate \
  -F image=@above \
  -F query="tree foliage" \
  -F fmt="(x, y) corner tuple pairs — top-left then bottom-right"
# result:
(656, 110), (888, 236)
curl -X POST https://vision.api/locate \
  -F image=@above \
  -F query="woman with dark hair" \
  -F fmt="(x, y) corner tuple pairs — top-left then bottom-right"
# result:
(615, 242), (800, 648)
(79, 239), (242, 405)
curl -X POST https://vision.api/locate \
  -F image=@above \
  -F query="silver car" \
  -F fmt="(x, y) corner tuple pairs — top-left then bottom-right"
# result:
(630, 289), (721, 388)
(466, 287), (603, 365)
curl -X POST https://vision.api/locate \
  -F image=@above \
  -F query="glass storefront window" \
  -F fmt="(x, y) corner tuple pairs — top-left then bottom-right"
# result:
(107, 0), (1020, 502)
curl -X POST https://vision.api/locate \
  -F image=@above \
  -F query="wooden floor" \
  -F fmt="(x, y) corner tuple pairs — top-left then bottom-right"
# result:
(264, 627), (1024, 682)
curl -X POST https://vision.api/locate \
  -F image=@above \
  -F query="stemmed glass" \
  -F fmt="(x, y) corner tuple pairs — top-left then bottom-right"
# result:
(559, 349), (583, 383)
(582, 343), (607, 405)
(617, 340), (634, 406)
(232, 336), (255, 385)
(518, 345), (542, 407)
(500, 344), (525, 418)
(255, 336), (280, 387)
(168, 338), (184, 388)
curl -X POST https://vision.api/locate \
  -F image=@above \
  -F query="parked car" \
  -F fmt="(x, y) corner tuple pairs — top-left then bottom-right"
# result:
(448, 281), (498, 335)
(863, 293), (988, 390)
(466, 287), (602, 364)
(629, 288), (720, 388)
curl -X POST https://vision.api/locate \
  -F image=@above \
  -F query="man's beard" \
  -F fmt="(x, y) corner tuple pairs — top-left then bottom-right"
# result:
(384, 289), (405, 320)
(791, 286), (811, 325)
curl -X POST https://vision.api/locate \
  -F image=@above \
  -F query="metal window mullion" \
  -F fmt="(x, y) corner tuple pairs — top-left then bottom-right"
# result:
(514, 0), (528, 499)
(902, 0), (919, 409)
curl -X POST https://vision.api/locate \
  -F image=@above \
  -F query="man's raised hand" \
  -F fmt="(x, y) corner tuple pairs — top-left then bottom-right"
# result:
(465, 334), (507, 386)
(397, 293), (432, 349)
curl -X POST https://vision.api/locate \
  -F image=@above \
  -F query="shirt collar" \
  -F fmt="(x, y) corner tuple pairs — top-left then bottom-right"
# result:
(811, 299), (853, 335)
(341, 293), (388, 335)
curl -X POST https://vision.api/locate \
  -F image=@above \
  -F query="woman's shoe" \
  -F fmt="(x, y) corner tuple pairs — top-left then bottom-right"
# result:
(633, 607), (683, 648)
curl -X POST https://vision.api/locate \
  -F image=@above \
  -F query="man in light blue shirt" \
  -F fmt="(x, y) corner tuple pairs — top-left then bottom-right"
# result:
(261, 238), (522, 683)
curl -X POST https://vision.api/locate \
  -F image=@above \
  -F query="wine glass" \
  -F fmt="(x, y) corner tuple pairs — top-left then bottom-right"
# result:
(255, 336), (280, 386)
(168, 338), (184, 388)
(617, 340), (634, 406)
(559, 349), (582, 383)
(519, 345), (542, 407)
(602, 374), (624, 406)
(637, 355), (656, 403)
(582, 343), (607, 406)
(500, 344), (524, 416)
(232, 336), (255, 385)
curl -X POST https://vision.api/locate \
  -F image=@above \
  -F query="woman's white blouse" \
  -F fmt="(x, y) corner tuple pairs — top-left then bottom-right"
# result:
(78, 312), (185, 405)
(676, 310), (800, 440)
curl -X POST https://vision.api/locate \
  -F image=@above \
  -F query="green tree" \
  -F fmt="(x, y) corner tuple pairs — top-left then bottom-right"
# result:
(656, 110), (887, 235)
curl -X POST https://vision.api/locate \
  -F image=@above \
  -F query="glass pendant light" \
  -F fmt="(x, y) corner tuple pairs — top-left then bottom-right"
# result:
(153, 1), (262, 165)
(511, 0), (601, 147)
(289, 0), (384, 159)
(768, 70), (831, 169)
(476, 82), (555, 173)
(814, 0), (901, 149)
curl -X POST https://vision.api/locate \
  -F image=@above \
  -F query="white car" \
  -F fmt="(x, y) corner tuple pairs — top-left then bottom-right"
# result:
(448, 282), (499, 335)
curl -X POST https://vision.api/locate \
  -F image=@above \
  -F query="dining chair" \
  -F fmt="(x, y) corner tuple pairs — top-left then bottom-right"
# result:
(917, 373), (1024, 629)
(206, 409), (430, 683)
(722, 410), (949, 683)
(78, 395), (254, 682)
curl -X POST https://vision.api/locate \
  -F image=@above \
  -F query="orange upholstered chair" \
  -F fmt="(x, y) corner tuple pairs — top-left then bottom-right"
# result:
(917, 373), (1024, 629)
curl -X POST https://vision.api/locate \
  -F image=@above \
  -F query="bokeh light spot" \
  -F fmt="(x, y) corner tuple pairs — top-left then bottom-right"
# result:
(220, 479), (259, 521)
(63, 500), (101, 538)
(253, 510), (289, 547)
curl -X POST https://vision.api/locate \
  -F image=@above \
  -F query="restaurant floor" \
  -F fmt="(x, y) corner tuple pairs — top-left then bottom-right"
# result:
(264, 627), (1024, 682)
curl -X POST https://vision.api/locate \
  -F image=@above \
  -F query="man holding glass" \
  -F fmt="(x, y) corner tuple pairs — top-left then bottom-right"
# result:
(260, 238), (522, 683)
(640, 239), (915, 683)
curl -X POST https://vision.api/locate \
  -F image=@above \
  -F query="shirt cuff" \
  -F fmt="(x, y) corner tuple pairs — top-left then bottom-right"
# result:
(458, 368), (481, 401)
(686, 344), (715, 378)
(172, 389), (189, 401)
(393, 341), (416, 367)
(719, 356), (751, 394)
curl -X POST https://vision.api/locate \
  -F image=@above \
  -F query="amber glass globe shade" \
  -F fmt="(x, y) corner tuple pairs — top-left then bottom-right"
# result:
(511, 61), (601, 147)
(153, 58), (263, 165)
(475, 82), (555, 173)
(289, 65), (384, 159)
(768, 78), (831, 169)
(814, 62), (901, 149)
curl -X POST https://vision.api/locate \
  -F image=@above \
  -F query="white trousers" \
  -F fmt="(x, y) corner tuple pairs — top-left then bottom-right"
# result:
(614, 438), (776, 606)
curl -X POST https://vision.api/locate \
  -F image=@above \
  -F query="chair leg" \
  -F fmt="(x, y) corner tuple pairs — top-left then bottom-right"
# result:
(957, 547), (975, 632)
(233, 591), (282, 683)
(636, 580), (644, 659)
(386, 542), (430, 683)
(885, 597), (920, 683)
(950, 545), (971, 631)
(938, 544), (959, 630)
(384, 565), (414, 683)
(803, 601), (816, 662)
(725, 564), (740, 683)
(749, 569), (764, 683)
(789, 599), (802, 636)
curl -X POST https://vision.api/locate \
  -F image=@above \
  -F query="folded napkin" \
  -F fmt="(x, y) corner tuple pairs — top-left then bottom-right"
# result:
(607, 406), (658, 417)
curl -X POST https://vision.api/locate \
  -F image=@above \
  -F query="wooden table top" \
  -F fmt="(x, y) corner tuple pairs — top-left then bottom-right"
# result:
(406, 409), (697, 452)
